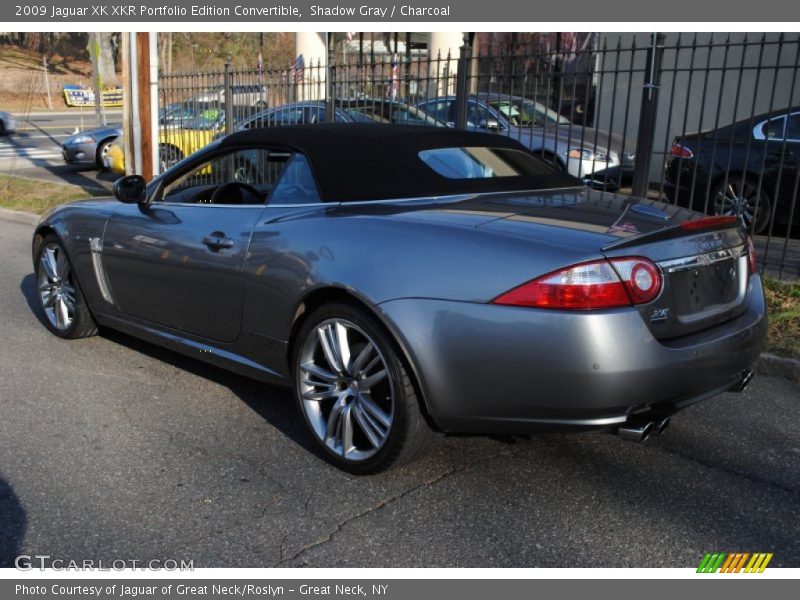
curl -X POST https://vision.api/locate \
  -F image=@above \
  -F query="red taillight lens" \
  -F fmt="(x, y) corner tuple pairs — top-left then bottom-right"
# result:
(492, 257), (662, 310)
(747, 236), (757, 275)
(609, 258), (662, 303)
(679, 215), (737, 231)
(670, 142), (694, 158)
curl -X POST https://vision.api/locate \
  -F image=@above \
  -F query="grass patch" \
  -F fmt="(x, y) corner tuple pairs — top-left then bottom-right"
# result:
(0, 175), (102, 214)
(763, 276), (800, 358)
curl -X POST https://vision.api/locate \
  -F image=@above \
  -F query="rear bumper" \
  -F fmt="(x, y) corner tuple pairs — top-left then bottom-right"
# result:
(378, 275), (767, 434)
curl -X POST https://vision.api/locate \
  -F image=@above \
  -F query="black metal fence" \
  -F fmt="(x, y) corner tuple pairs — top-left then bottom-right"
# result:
(158, 32), (800, 280)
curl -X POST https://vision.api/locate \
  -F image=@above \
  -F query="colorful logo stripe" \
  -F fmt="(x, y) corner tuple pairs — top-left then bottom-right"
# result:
(697, 553), (773, 573)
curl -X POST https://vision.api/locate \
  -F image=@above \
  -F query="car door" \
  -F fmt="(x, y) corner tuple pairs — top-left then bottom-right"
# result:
(778, 112), (800, 203)
(760, 112), (800, 210)
(102, 146), (288, 343)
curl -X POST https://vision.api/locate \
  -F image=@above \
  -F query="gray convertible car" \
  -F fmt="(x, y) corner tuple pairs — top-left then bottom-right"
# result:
(32, 124), (766, 473)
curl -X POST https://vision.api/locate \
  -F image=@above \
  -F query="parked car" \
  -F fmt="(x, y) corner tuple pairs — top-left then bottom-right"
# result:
(0, 110), (16, 134)
(159, 101), (223, 129)
(664, 108), (800, 235)
(103, 139), (125, 174)
(62, 123), (122, 168)
(32, 124), (765, 473)
(158, 110), (227, 170)
(234, 100), (446, 131)
(416, 95), (635, 181)
(192, 84), (268, 109)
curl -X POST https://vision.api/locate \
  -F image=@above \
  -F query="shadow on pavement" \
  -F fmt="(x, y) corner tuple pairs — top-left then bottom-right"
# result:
(0, 475), (26, 568)
(5, 122), (118, 196)
(20, 273), (50, 329)
(19, 272), (321, 461)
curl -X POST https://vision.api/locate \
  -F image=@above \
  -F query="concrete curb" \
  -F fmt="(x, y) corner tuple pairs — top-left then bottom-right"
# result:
(755, 353), (800, 383)
(0, 207), (39, 226)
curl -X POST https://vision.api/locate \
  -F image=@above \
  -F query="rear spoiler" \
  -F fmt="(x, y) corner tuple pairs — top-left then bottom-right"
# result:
(601, 215), (741, 251)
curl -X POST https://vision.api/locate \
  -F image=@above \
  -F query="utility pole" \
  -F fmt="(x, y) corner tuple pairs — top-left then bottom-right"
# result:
(42, 55), (52, 110)
(88, 33), (107, 126)
(122, 32), (158, 179)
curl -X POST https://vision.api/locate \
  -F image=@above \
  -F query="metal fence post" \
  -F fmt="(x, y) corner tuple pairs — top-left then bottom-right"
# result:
(631, 33), (665, 198)
(326, 35), (336, 124)
(223, 61), (233, 135)
(454, 34), (473, 130)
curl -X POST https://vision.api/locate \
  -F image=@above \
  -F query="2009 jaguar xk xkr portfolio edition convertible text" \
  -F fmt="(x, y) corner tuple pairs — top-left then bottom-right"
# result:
(32, 124), (766, 473)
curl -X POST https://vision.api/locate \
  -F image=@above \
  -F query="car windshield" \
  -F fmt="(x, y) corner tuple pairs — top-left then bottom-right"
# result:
(179, 109), (224, 130)
(488, 99), (571, 127)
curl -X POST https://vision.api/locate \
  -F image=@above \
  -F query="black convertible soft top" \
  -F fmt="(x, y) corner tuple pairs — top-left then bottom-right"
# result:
(219, 123), (581, 202)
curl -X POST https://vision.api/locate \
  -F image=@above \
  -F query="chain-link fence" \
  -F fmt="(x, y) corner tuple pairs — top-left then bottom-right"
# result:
(158, 32), (800, 279)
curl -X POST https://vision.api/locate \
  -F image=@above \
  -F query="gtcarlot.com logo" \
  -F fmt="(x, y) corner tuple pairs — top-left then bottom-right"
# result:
(14, 555), (194, 571)
(697, 552), (773, 573)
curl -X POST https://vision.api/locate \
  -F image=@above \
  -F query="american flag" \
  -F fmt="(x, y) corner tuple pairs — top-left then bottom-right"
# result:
(388, 53), (399, 99)
(290, 54), (305, 84)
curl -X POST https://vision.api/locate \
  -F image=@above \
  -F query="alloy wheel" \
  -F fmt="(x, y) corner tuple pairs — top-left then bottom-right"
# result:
(297, 318), (394, 462)
(37, 243), (76, 331)
(713, 179), (770, 234)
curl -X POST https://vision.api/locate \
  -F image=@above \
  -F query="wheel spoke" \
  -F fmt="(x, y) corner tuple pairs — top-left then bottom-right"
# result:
(334, 322), (351, 373)
(318, 323), (346, 374)
(324, 398), (345, 445)
(41, 290), (56, 308)
(361, 368), (387, 389)
(350, 341), (375, 376)
(353, 404), (383, 448)
(341, 403), (355, 455)
(358, 395), (391, 429)
(300, 362), (338, 384)
(302, 387), (338, 402)
(55, 250), (70, 280)
(41, 248), (58, 280)
(360, 353), (382, 377)
(54, 297), (69, 329)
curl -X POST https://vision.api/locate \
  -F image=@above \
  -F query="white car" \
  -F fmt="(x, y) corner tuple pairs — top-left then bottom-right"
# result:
(0, 111), (16, 134)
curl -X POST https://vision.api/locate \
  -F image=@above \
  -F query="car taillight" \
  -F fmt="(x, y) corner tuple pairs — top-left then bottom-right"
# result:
(492, 257), (662, 310)
(747, 236), (757, 275)
(670, 142), (693, 158)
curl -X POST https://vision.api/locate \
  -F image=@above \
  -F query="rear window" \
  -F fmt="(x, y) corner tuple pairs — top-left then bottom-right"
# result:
(419, 147), (556, 179)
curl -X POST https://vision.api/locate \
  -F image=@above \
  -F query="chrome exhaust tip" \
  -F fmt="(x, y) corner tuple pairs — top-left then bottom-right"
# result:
(617, 421), (655, 443)
(728, 369), (755, 393)
(655, 416), (670, 435)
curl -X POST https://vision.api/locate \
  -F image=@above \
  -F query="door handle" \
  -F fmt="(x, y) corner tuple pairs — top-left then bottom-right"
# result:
(202, 234), (234, 250)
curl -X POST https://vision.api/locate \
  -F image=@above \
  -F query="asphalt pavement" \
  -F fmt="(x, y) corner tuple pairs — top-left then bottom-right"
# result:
(0, 217), (798, 568)
(0, 110), (121, 192)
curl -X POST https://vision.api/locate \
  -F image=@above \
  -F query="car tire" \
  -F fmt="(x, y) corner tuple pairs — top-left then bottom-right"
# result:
(292, 302), (438, 474)
(95, 139), (112, 168)
(711, 175), (772, 235)
(33, 234), (98, 340)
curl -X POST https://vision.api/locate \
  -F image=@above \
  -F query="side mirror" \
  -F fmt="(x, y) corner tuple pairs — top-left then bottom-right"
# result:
(113, 175), (147, 204)
(479, 118), (501, 130)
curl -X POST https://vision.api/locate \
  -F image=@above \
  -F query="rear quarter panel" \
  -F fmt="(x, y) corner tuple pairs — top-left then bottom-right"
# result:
(242, 201), (612, 343)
